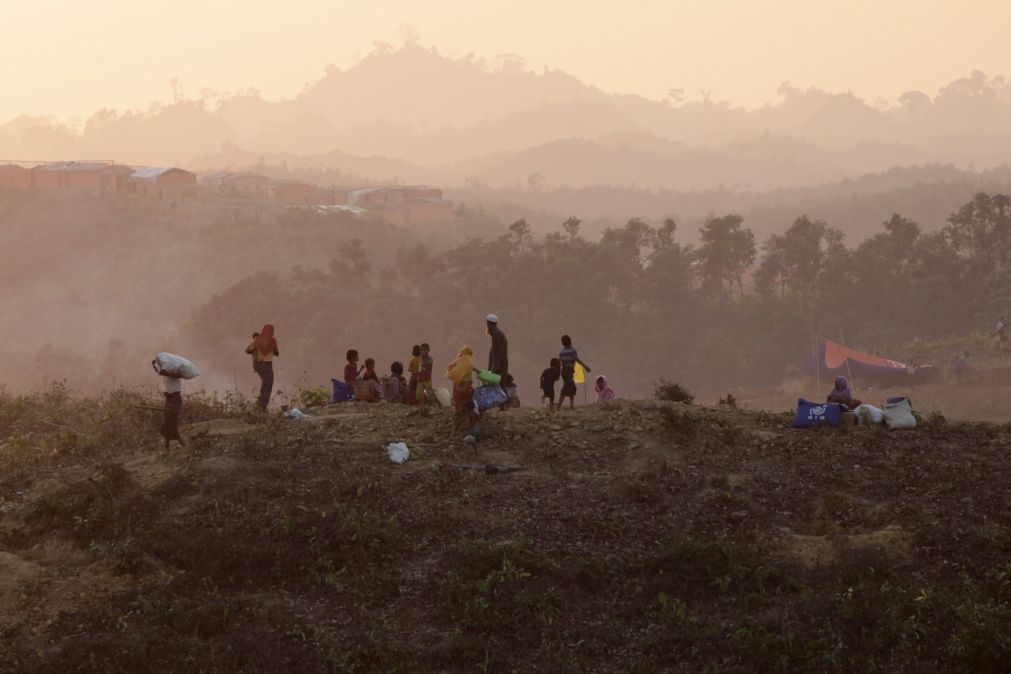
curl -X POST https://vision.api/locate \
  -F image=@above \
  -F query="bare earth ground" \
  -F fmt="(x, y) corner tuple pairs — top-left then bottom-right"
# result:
(0, 399), (1009, 672)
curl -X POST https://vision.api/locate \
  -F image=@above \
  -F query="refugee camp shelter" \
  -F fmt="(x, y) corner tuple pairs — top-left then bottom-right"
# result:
(130, 167), (197, 197)
(0, 164), (31, 190)
(812, 339), (909, 382)
(32, 161), (133, 192)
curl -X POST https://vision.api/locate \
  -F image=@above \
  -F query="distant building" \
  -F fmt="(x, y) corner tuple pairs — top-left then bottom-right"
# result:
(348, 186), (453, 225)
(0, 164), (31, 190)
(201, 171), (274, 198)
(268, 180), (331, 205)
(31, 161), (133, 192)
(130, 167), (198, 197)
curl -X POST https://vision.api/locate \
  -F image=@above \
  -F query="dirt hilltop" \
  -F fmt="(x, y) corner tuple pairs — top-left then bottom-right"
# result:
(1, 397), (1009, 672)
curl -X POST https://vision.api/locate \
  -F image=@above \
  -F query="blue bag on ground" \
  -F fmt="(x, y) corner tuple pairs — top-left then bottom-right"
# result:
(793, 399), (842, 428)
(331, 379), (353, 403)
(473, 384), (508, 411)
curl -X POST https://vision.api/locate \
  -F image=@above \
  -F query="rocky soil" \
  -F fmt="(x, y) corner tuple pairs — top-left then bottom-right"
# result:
(0, 398), (1008, 672)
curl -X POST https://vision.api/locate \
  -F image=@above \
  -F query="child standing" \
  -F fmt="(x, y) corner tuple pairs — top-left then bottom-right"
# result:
(407, 345), (421, 405)
(558, 335), (591, 409)
(416, 343), (435, 405)
(540, 357), (561, 410)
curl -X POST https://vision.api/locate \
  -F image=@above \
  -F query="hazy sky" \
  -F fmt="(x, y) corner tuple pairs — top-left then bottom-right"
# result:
(4, 0), (1010, 123)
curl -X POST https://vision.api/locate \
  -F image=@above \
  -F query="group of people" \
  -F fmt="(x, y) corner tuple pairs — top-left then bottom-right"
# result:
(339, 345), (430, 405)
(242, 314), (617, 414)
(538, 334), (615, 409)
(156, 314), (618, 449)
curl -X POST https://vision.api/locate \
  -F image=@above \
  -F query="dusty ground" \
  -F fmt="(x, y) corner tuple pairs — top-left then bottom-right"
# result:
(0, 398), (1009, 672)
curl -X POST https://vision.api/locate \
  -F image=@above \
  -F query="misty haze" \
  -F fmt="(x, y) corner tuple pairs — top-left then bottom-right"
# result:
(1, 2), (1010, 672)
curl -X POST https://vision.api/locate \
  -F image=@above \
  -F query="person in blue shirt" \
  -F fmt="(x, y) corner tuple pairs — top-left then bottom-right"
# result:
(558, 334), (591, 409)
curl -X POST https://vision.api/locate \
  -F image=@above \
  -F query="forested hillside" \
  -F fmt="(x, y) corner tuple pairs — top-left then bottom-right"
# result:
(187, 192), (1011, 398)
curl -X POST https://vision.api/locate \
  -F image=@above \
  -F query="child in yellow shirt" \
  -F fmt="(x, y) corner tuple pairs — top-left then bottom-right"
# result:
(407, 344), (421, 404)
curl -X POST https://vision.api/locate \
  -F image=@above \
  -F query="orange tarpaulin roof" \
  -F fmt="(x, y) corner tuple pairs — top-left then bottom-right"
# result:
(822, 339), (905, 371)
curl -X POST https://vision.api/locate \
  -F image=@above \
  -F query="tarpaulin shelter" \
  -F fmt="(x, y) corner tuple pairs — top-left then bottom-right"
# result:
(811, 339), (908, 382)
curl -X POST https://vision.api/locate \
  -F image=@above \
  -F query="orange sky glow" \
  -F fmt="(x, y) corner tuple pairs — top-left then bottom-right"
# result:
(3, 0), (1010, 123)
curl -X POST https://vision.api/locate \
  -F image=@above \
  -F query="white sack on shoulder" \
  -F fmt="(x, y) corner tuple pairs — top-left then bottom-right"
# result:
(153, 352), (200, 380)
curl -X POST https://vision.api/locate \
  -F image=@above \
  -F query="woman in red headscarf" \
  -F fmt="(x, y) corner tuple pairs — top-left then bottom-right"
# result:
(245, 324), (279, 408)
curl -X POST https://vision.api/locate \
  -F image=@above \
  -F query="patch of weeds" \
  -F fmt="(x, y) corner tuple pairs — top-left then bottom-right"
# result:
(440, 539), (560, 656)
(946, 571), (1011, 670)
(298, 386), (330, 409)
(110, 537), (145, 575)
(27, 461), (135, 543)
(654, 378), (694, 404)
(288, 619), (417, 673)
(656, 592), (697, 627)
(646, 535), (790, 601)
(975, 524), (1009, 551)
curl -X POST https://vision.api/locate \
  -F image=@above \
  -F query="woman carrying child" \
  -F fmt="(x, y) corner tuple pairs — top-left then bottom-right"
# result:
(246, 324), (279, 409)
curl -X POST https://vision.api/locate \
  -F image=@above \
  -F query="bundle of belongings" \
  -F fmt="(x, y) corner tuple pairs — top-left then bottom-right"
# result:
(793, 391), (915, 430)
(152, 352), (199, 380)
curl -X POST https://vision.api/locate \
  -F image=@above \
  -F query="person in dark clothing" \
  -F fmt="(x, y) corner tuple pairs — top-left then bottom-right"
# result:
(540, 357), (561, 410)
(160, 376), (186, 449)
(246, 324), (279, 409)
(486, 314), (509, 377)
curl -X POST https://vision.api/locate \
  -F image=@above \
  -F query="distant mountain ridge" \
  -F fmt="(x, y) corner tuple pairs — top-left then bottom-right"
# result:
(2, 43), (1011, 190)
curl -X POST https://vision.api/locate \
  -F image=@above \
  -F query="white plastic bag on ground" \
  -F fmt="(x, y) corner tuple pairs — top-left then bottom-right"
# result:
(153, 352), (200, 380)
(854, 404), (885, 425)
(435, 387), (451, 408)
(386, 442), (410, 464)
(884, 397), (916, 429)
(285, 408), (307, 420)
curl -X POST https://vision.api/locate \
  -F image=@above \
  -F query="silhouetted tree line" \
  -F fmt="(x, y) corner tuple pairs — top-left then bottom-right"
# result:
(190, 193), (1011, 395)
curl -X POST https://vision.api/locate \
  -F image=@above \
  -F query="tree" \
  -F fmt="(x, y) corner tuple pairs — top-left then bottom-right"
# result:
(562, 216), (581, 240)
(695, 214), (756, 296)
(945, 192), (1011, 269)
(501, 219), (533, 256)
(332, 238), (372, 287)
(755, 215), (842, 299)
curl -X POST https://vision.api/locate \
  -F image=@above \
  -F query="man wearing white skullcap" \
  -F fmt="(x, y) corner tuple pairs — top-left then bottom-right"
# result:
(486, 313), (508, 377)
